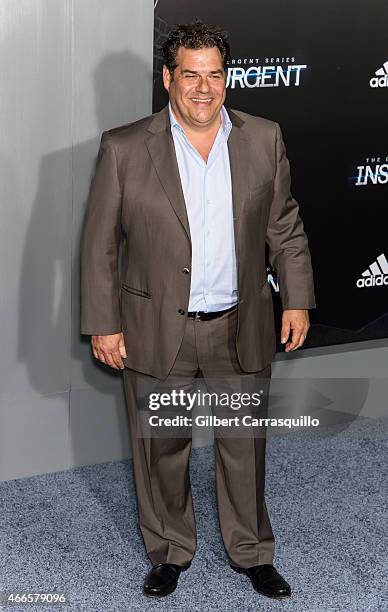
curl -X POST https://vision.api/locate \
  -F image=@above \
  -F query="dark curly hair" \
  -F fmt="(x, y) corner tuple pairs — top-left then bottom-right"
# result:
(161, 20), (231, 75)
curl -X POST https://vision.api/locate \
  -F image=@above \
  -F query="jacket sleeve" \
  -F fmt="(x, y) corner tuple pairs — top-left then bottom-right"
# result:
(266, 122), (316, 310)
(80, 131), (123, 335)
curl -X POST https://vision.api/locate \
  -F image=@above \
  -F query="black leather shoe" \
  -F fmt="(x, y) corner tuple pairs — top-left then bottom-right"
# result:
(230, 563), (291, 598)
(143, 562), (190, 597)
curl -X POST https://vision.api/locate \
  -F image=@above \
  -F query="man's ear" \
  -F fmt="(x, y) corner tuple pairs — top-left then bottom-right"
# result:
(162, 65), (172, 92)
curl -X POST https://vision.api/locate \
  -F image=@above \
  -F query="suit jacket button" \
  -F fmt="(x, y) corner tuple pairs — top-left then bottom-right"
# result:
(178, 308), (185, 315)
(182, 267), (190, 274)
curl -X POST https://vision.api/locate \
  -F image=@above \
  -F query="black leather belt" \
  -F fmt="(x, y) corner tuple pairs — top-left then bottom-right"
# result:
(187, 304), (238, 321)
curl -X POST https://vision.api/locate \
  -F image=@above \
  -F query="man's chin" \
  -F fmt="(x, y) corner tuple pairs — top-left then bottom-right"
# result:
(190, 110), (220, 126)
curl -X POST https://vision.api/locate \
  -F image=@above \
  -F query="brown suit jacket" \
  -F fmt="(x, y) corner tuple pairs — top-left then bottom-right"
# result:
(80, 103), (316, 379)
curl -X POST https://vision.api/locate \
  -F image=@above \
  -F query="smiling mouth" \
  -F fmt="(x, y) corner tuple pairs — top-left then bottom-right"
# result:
(191, 98), (213, 104)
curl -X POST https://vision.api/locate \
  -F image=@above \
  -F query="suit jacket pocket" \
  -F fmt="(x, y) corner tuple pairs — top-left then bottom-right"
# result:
(121, 282), (151, 299)
(244, 181), (273, 217)
(249, 180), (273, 199)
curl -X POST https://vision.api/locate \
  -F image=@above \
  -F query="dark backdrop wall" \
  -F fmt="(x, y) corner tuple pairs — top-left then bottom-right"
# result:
(153, 0), (388, 350)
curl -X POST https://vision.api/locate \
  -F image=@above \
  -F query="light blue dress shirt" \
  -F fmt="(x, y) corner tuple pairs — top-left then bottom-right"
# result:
(168, 102), (238, 312)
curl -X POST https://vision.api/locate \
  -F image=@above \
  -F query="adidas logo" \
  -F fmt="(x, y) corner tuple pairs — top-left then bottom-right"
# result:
(356, 253), (388, 288)
(369, 60), (388, 88)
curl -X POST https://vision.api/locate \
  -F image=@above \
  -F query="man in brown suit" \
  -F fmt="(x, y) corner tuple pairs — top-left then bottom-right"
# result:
(80, 21), (315, 599)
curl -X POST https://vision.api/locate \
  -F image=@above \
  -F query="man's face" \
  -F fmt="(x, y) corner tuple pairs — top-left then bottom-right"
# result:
(163, 46), (227, 129)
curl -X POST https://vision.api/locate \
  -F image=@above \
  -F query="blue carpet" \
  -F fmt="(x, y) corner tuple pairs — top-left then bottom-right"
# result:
(1, 418), (387, 611)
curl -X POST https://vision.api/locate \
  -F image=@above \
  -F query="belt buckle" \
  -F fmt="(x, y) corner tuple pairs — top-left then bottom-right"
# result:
(194, 311), (202, 321)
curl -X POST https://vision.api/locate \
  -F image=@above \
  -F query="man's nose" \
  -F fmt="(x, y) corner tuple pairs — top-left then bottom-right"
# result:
(196, 76), (211, 92)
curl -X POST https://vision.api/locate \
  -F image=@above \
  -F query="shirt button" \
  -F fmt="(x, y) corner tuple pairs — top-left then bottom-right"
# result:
(178, 308), (185, 315)
(182, 267), (190, 274)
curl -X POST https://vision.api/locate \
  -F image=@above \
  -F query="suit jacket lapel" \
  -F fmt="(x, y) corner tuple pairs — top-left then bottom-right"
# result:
(226, 107), (250, 222)
(145, 107), (191, 242)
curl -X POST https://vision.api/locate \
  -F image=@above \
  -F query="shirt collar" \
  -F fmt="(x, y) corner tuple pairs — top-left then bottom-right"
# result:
(168, 101), (232, 139)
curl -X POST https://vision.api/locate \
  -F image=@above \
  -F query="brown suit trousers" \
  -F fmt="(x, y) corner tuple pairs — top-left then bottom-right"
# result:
(122, 305), (275, 568)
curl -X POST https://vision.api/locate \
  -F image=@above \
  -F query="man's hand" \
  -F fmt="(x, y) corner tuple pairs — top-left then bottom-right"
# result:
(91, 332), (127, 370)
(280, 309), (310, 352)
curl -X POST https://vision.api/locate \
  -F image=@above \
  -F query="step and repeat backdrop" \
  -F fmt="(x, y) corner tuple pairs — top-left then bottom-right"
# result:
(153, 0), (388, 350)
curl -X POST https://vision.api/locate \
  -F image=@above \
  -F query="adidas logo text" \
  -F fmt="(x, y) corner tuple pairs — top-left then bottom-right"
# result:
(356, 253), (388, 288)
